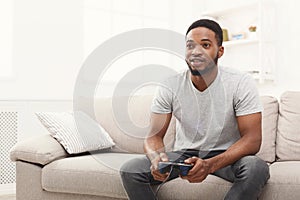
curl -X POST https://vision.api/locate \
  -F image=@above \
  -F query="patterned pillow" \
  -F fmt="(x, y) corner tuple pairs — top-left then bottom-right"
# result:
(35, 111), (115, 154)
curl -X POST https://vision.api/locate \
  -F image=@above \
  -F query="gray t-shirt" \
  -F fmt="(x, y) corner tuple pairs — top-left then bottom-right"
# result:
(151, 66), (263, 152)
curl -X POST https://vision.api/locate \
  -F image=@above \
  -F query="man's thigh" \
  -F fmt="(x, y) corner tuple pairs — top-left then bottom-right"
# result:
(212, 155), (268, 182)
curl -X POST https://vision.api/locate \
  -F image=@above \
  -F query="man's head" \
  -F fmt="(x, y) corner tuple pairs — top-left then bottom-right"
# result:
(185, 19), (224, 76)
(186, 19), (223, 46)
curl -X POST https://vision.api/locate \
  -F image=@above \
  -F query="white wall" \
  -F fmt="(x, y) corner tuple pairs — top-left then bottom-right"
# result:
(0, 0), (207, 100)
(0, 1), (13, 78)
(258, 0), (300, 98)
(1, 0), (300, 100)
(0, 0), (84, 100)
(84, 0), (205, 97)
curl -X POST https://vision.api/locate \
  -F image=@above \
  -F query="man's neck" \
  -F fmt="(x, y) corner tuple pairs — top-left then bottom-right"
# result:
(190, 66), (218, 92)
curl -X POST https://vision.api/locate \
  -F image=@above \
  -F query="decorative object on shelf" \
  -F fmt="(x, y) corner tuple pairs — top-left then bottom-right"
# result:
(222, 28), (229, 41)
(248, 25), (257, 40)
(248, 25), (257, 32)
(231, 32), (246, 40)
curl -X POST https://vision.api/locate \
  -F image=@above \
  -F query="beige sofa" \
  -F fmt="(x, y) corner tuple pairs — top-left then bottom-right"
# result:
(10, 91), (300, 200)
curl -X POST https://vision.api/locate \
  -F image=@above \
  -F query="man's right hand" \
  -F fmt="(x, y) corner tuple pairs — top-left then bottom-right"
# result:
(149, 152), (169, 181)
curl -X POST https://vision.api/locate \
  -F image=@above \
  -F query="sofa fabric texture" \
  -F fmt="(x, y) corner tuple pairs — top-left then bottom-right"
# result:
(256, 96), (278, 163)
(10, 92), (300, 200)
(94, 96), (176, 154)
(276, 91), (300, 161)
(42, 153), (143, 198)
(10, 134), (67, 165)
(35, 111), (115, 154)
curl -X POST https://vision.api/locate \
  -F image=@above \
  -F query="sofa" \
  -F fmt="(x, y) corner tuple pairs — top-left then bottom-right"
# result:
(10, 91), (300, 200)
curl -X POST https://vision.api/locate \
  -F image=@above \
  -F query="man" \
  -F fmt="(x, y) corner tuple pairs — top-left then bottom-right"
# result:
(120, 19), (270, 200)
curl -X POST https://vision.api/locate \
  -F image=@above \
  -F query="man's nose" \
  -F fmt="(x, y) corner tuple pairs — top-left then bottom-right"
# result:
(192, 45), (203, 56)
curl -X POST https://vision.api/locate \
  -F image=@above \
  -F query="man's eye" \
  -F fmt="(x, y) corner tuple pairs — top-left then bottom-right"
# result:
(186, 44), (194, 49)
(202, 43), (210, 48)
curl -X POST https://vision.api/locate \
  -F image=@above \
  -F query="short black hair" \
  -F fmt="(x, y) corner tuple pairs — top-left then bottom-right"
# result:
(186, 19), (223, 46)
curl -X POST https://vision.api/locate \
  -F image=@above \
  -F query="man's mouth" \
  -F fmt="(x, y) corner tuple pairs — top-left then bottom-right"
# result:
(190, 58), (205, 66)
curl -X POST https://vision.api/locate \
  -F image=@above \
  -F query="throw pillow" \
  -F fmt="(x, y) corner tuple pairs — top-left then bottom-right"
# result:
(35, 111), (115, 154)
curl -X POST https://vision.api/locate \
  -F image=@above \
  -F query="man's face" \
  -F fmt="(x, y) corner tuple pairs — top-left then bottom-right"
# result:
(185, 27), (223, 76)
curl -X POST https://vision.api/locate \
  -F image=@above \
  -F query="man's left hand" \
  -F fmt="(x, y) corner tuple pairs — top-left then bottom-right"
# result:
(181, 156), (211, 183)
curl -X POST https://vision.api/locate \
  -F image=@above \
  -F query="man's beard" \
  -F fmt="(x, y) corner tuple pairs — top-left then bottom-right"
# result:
(186, 56), (218, 76)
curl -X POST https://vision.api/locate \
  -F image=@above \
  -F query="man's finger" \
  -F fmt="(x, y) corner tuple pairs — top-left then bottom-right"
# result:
(184, 156), (198, 164)
(152, 170), (169, 181)
(153, 169), (169, 177)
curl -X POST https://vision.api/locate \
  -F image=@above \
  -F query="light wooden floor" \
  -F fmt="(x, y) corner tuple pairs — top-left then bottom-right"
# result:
(0, 195), (16, 200)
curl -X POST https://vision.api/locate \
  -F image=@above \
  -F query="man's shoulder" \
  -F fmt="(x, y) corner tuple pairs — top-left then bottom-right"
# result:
(219, 66), (246, 77)
(219, 66), (250, 83)
(163, 69), (189, 85)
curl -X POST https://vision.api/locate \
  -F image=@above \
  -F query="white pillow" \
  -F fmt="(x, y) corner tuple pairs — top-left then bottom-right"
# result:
(35, 111), (115, 154)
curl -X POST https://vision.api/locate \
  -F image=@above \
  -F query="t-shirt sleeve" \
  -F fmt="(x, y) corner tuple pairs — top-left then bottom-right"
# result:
(151, 84), (173, 114)
(234, 74), (263, 116)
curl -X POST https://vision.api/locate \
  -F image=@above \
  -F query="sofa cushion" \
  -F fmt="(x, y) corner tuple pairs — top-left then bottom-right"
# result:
(10, 134), (67, 165)
(259, 161), (300, 200)
(35, 111), (115, 154)
(93, 94), (278, 160)
(276, 91), (300, 161)
(268, 161), (300, 184)
(256, 96), (278, 163)
(94, 96), (175, 154)
(42, 152), (233, 199)
(42, 153), (143, 198)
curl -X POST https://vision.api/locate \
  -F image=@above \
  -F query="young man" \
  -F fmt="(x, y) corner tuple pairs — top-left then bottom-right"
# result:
(120, 19), (270, 200)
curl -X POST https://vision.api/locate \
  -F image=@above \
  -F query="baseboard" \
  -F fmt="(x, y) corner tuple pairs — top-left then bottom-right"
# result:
(0, 183), (16, 195)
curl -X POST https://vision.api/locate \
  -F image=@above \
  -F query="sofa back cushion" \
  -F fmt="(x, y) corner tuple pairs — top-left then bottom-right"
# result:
(276, 91), (300, 161)
(256, 96), (278, 163)
(95, 95), (175, 154)
(93, 95), (279, 161)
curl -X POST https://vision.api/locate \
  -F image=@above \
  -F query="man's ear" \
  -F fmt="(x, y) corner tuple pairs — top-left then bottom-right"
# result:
(218, 46), (224, 58)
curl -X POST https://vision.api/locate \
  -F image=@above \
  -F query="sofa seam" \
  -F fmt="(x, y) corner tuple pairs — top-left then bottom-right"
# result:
(42, 167), (118, 176)
(12, 150), (67, 164)
(12, 149), (66, 157)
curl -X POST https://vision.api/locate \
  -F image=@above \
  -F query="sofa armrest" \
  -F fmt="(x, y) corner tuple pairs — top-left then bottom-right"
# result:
(10, 134), (68, 165)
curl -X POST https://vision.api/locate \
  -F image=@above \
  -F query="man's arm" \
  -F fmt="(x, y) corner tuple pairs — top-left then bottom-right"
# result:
(144, 112), (172, 181)
(183, 112), (262, 183)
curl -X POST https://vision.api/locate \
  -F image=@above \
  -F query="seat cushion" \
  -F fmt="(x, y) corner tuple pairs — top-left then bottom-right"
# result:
(276, 91), (300, 160)
(259, 161), (300, 200)
(269, 161), (300, 184)
(42, 153), (144, 198)
(42, 152), (233, 200)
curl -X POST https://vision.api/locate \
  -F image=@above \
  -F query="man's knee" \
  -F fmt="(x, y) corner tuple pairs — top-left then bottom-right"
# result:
(119, 160), (133, 181)
(119, 156), (151, 182)
(237, 156), (270, 182)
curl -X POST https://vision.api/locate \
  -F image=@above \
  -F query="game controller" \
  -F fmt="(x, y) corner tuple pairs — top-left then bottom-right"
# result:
(158, 161), (193, 176)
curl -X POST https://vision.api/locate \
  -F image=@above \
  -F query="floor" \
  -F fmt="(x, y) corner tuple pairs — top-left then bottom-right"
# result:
(0, 195), (16, 200)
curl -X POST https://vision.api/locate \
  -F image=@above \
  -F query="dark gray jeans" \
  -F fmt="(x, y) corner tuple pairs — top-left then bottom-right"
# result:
(120, 150), (270, 200)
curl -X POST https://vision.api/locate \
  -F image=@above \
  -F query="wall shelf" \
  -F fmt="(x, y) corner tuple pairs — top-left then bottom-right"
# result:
(202, 0), (276, 83)
(202, 2), (257, 19)
(223, 39), (259, 47)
